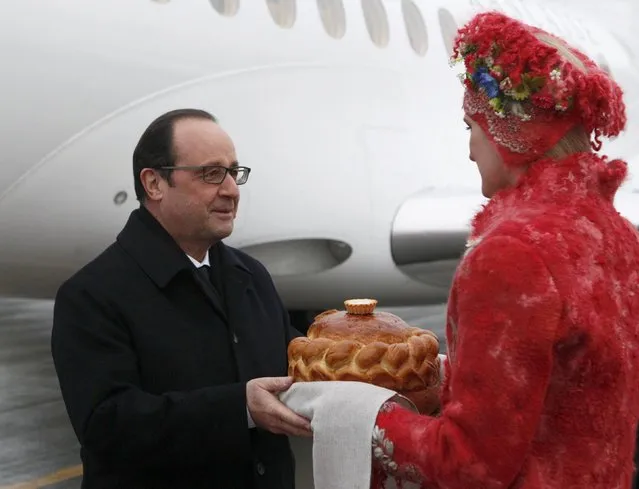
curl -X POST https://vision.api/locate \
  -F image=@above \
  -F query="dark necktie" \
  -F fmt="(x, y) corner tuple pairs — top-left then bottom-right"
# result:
(196, 264), (212, 284)
(194, 265), (224, 307)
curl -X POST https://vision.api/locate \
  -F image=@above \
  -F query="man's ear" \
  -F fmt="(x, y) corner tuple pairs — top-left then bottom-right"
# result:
(139, 168), (164, 202)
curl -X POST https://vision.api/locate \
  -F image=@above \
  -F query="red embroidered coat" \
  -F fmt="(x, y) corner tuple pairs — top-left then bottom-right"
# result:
(372, 153), (639, 489)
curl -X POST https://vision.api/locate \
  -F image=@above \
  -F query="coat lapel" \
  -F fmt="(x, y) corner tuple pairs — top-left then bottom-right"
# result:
(224, 266), (251, 342)
(191, 267), (228, 321)
(216, 243), (263, 381)
(117, 207), (230, 322)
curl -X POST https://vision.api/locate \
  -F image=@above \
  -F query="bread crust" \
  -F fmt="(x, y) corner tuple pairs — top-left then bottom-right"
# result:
(287, 301), (441, 413)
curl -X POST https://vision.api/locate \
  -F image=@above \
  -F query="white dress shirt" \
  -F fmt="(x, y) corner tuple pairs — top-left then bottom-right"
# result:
(187, 251), (256, 429)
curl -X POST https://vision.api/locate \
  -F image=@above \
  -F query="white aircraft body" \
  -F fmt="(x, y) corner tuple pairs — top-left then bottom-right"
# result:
(1, 0), (638, 326)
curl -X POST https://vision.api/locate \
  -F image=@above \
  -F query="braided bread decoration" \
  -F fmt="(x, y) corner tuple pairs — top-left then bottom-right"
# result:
(287, 299), (441, 414)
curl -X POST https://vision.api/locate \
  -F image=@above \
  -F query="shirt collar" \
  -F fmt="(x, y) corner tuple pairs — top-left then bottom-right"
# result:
(117, 206), (251, 289)
(186, 250), (211, 268)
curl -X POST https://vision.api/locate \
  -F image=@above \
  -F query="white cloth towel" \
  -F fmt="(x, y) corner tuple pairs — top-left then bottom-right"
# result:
(280, 381), (414, 489)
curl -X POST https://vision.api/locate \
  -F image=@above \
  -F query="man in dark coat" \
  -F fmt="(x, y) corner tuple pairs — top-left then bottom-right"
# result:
(51, 108), (312, 489)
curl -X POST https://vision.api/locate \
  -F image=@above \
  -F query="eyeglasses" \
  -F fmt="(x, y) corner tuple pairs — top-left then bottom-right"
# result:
(158, 165), (251, 185)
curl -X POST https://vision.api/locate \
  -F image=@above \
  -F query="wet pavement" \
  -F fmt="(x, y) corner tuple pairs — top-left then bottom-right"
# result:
(0, 298), (79, 488)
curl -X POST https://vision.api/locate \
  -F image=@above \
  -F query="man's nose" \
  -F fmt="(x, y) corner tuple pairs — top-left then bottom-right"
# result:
(219, 173), (240, 196)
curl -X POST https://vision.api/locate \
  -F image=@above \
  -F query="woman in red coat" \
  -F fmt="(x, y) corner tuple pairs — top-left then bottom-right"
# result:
(371, 11), (639, 489)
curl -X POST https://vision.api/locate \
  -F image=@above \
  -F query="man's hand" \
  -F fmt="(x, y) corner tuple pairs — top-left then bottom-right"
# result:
(247, 377), (313, 438)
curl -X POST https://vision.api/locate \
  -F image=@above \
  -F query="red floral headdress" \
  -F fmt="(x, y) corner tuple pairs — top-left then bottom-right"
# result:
(451, 11), (626, 167)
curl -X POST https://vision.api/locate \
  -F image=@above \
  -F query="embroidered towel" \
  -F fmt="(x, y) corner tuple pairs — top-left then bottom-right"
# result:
(280, 381), (415, 489)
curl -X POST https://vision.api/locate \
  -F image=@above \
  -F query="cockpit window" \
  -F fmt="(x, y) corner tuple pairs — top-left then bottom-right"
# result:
(361, 0), (390, 48)
(437, 8), (458, 56)
(402, 0), (428, 56)
(317, 0), (346, 39)
(266, 0), (296, 28)
(209, 0), (239, 16)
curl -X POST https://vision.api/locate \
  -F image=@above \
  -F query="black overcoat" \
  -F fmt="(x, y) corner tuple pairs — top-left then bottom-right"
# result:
(51, 206), (301, 489)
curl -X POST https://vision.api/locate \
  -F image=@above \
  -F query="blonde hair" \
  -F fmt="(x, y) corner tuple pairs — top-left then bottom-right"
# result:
(545, 125), (592, 158)
(535, 32), (593, 158)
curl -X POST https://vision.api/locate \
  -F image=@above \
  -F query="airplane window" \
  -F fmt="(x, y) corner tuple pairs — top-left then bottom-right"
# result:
(266, 0), (296, 28)
(612, 34), (635, 61)
(503, 0), (526, 21)
(518, 2), (546, 28)
(572, 19), (592, 47)
(437, 8), (458, 55)
(401, 0), (428, 56)
(581, 24), (598, 46)
(473, 0), (503, 12)
(361, 0), (390, 48)
(317, 0), (346, 39)
(539, 7), (564, 38)
(209, 0), (239, 16)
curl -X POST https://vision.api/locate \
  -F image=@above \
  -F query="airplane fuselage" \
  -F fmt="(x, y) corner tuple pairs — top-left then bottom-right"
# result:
(1, 0), (637, 314)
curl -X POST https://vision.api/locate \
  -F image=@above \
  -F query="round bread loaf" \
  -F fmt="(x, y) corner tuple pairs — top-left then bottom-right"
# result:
(287, 299), (441, 414)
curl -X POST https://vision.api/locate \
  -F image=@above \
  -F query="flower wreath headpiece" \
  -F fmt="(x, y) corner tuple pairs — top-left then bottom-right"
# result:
(450, 11), (626, 167)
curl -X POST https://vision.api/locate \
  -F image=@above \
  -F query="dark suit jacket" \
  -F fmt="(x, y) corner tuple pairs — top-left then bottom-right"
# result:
(51, 207), (302, 489)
